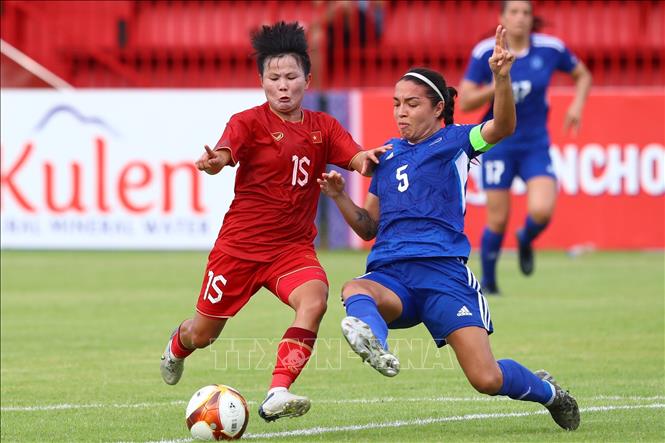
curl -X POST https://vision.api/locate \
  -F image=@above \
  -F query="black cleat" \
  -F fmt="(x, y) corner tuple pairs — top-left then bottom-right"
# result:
(481, 282), (501, 296)
(516, 229), (534, 276)
(535, 370), (580, 431)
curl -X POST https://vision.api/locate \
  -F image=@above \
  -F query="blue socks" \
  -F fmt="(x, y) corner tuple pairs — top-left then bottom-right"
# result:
(518, 215), (549, 245)
(482, 217), (548, 287)
(496, 359), (555, 404)
(344, 294), (389, 349)
(480, 227), (504, 288)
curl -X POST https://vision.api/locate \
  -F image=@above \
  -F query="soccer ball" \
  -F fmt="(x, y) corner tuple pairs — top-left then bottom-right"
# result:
(186, 384), (249, 440)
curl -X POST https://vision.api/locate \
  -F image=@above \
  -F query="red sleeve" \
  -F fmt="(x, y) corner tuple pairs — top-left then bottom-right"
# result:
(214, 112), (252, 166)
(325, 115), (362, 170)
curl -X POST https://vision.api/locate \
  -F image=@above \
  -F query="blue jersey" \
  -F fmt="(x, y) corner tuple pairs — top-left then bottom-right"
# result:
(464, 33), (578, 150)
(367, 125), (482, 268)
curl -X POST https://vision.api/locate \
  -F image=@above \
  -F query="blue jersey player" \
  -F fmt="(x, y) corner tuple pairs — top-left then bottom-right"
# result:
(459, 0), (592, 294)
(318, 26), (580, 431)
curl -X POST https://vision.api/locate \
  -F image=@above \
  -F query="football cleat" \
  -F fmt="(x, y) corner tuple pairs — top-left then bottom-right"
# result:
(160, 331), (184, 385)
(516, 229), (535, 276)
(535, 370), (580, 431)
(341, 316), (400, 377)
(258, 388), (311, 422)
(481, 282), (501, 296)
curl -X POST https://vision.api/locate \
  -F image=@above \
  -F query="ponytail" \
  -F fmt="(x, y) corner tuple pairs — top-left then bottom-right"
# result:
(443, 86), (457, 126)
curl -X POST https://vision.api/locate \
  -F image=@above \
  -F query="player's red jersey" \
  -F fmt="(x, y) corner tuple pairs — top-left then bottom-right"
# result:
(213, 102), (361, 262)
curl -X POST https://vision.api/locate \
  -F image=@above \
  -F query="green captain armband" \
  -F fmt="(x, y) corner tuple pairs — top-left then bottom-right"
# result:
(469, 124), (495, 153)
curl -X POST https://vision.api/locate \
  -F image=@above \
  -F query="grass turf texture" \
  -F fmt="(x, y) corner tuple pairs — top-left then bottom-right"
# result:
(1, 250), (663, 442)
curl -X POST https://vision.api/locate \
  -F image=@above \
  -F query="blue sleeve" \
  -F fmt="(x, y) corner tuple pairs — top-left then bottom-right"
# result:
(556, 45), (579, 73)
(369, 175), (378, 196)
(464, 51), (492, 85)
(447, 124), (481, 160)
(458, 124), (481, 159)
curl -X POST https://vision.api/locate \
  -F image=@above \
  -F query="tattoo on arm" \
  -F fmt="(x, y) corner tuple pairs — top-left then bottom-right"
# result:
(355, 209), (378, 239)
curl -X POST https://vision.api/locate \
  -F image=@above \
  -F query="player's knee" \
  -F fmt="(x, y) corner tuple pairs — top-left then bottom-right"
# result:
(310, 297), (328, 320)
(487, 209), (509, 233)
(298, 296), (328, 322)
(341, 280), (363, 300)
(468, 371), (503, 395)
(529, 207), (552, 225)
(487, 218), (508, 233)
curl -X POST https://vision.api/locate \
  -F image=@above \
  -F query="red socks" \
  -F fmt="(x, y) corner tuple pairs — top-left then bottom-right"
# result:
(169, 323), (316, 387)
(170, 324), (194, 359)
(270, 327), (317, 389)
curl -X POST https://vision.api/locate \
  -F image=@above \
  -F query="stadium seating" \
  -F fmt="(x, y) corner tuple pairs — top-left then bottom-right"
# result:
(1, 0), (662, 87)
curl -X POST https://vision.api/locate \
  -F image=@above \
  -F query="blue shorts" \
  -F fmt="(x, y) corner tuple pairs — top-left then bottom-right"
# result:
(358, 257), (493, 347)
(481, 144), (556, 189)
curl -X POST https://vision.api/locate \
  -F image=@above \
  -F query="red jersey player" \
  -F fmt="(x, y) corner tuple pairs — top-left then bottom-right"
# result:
(160, 21), (391, 422)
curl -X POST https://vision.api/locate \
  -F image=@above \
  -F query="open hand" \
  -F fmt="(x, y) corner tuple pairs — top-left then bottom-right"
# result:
(317, 170), (346, 198)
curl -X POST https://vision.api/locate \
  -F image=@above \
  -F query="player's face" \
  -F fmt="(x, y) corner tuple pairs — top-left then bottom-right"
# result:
(500, 1), (533, 38)
(261, 55), (311, 121)
(393, 80), (443, 143)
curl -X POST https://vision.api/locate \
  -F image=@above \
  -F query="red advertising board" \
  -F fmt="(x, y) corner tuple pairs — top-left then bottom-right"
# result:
(359, 89), (665, 249)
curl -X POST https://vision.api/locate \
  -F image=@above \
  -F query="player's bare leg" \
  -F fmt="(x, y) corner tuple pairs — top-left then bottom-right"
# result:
(288, 279), (328, 333)
(446, 326), (503, 395)
(259, 280), (327, 422)
(518, 176), (557, 276)
(160, 314), (227, 385)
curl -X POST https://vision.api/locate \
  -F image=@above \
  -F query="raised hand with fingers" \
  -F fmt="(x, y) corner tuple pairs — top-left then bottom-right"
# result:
(488, 25), (515, 78)
(195, 145), (229, 175)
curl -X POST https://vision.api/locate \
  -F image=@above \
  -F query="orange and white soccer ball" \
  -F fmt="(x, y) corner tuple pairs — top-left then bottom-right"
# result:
(186, 384), (249, 440)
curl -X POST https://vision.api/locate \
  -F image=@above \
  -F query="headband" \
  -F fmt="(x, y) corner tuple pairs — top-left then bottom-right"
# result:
(403, 72), (445, 103)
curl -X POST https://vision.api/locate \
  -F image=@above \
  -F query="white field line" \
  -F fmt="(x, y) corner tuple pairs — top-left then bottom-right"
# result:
(0, 400), (185, 412)
(135, 403), (665, 443)
(245, 404), (665, 440)
(2, 395), (665, 412)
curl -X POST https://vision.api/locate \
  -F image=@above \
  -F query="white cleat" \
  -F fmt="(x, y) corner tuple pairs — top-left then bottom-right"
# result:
(160, 337), (184, 385)
(258, 388), (311, 422)
(341, 316), (400, 377)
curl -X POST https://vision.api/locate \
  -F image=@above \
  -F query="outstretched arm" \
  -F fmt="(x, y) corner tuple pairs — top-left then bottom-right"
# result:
(318, 170), (380, 241)
(480, 25), (517, 145)
(349, 144), (393, 177)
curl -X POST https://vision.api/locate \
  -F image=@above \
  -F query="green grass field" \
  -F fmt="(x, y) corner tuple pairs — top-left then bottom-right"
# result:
(1, 250), (663, 442)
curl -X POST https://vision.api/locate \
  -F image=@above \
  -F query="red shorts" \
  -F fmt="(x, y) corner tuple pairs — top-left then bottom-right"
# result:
(196, 245), (329, 318)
